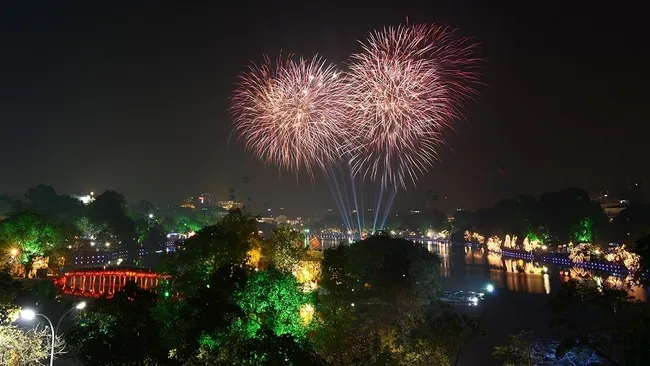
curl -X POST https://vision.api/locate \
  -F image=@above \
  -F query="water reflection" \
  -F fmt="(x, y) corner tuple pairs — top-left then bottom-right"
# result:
(321, 240), (646, 300)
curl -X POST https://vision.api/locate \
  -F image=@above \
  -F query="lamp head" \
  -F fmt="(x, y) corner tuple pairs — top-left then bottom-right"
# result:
(76, 301), (87, 310)
(20, 309), (36, 321)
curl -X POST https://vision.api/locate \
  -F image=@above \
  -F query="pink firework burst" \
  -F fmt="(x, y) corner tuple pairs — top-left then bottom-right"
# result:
(231, 55), (349, 177)
(346, 23), (481, 189)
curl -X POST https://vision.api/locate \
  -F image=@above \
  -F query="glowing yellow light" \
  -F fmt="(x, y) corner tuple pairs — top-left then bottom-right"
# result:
(293, 260), (321, 292)
(247, 246), (262, 268)
(299, 303), (314, 326)
(9, 248), (19, 257)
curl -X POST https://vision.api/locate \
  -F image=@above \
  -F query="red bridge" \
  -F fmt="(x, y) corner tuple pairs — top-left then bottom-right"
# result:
(56, 268), (170, 298)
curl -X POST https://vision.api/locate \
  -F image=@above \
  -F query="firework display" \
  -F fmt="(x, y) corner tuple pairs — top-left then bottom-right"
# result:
(231, 55), (349, 177)
(231, 22), (480, 233)
(345, 23), (480, 188)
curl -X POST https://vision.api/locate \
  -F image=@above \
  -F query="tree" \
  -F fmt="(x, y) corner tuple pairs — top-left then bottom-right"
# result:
(157, 264), (248, 362)
(231, 269), (314, 340)
(24, 185), (85, 225)
(164, 209), (256, 296)
(634, 234), (650, 278)
(262, 227), (307, 272)
(611, 204), (650, 244)
(0, 271), (21, 323)
(549, 279), (650, 365)
(214, 327), (328, 366)
(0, 270), (65, 365)
(318, 234), (444, 365)
(66, 282), (166, 365)
(493, 331), (603, 366)
(493, 331), (545, 366)
(0, 212), (70, 277)
(538, 188), (608, 245)
(418, 307), (485, 366)
(87, 190), (137, 262)
(131, 200), (155, 218)
(0, 194), (23, 217)
(0, 324), (65, 366)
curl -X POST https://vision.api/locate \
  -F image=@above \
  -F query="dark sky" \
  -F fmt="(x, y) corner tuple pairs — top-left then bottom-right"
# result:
(1, 1), (647, 214)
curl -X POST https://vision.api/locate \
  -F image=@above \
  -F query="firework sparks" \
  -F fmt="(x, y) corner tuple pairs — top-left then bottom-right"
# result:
(231, 55), (349, 177)
(346, 23), (481, 188)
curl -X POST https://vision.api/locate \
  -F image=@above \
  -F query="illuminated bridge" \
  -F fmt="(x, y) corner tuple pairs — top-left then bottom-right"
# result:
(55, 268), (169, 298)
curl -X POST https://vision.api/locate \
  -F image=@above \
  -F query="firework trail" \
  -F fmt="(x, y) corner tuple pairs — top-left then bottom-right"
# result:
(231, 55), (349, 178)
(345, 23), (481, 190)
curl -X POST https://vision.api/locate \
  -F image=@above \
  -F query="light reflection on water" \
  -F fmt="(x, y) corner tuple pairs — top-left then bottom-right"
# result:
(319, 239), (646, 301)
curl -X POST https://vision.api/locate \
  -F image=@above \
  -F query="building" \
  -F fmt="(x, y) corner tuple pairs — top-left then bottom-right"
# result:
(216, 200), (244, 211)
(593, 191), (629, 221)
(179, 194), (243, 211)
(71, 192), (95, 205)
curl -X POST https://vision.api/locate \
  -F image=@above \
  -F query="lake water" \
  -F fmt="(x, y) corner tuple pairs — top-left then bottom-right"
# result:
(320, 239), (647, 365)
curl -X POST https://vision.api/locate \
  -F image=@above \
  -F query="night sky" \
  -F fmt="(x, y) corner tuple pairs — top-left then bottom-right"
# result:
(1, 1), (647, 214)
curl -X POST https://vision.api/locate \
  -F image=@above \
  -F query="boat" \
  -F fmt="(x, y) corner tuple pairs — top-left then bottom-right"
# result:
(440, 291), (485, 306)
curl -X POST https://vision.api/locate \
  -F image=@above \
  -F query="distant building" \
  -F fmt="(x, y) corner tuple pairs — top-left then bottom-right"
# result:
(593, 191), (629, 221)
(216, 200), (244, 211)
(179, 194), (243, 211)
(71, 192), (95, 205)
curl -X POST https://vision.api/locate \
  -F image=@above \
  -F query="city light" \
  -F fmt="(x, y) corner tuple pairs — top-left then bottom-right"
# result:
(485, 284), (494, 293)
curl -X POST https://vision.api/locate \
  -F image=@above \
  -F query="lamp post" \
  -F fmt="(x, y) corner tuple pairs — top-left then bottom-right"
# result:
(20, 310), (54, 366)
(56, 301), (86, 334)
(20, 301), (86, 366)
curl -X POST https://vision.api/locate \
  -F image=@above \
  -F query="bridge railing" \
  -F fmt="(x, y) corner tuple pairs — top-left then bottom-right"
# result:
(55, 268), (169, 298)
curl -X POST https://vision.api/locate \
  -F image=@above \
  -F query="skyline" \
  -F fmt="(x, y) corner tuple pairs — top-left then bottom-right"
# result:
(1, 1), (648, 212)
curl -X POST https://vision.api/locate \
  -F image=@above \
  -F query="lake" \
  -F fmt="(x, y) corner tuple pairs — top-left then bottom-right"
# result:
(321, 239), (647, 365)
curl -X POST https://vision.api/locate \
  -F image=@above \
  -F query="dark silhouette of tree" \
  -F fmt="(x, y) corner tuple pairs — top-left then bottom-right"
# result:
(538, 188), (607, 245)
(87, 190), (137, 261)
(318, 235), (449, 365)
(0, 194), (23, 217)
(24, 185), (85, 225)
(131, 199), (155, 218)
(219, 327), (328, 366)
(0, 271), (21, 323)
(65, 282), (167, 366)
(164, 209), (256, 296)
(550, 279), (650, 365)
(612, 204), (650, 243)
(486, 195), (538, 238)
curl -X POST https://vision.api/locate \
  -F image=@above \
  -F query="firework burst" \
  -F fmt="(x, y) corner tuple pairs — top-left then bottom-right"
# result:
(346, 23), (481, 189)
(231, 55), (349, 177)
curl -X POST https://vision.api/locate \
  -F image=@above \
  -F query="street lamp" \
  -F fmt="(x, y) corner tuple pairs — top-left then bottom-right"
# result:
(20, 309), (55, 366)
(56, 301), (86, 333)
(20, 301), (86, 366)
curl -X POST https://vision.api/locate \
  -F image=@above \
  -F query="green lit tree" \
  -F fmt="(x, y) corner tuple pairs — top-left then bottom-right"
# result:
(0, 212), (70, 277)
(231, 269), (314, 339)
